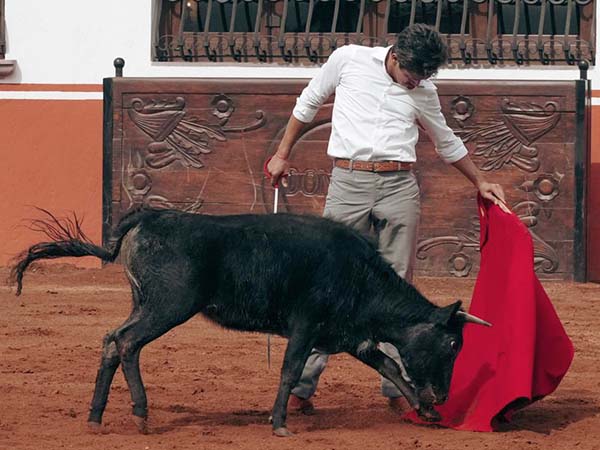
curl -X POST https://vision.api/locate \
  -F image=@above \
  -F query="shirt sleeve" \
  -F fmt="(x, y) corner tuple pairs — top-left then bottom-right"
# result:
(292, 46), (351, 123)
(417, 89), (469, 164)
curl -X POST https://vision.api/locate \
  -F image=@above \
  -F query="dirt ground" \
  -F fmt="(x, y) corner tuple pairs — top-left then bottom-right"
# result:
(1, 264), (599, 450)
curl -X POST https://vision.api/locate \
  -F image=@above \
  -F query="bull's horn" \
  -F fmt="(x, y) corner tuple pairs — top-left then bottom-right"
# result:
(456, 311), (492, 327)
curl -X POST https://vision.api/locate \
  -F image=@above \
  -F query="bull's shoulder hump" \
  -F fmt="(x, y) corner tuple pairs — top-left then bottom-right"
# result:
(127, 209), (369, 244)
(190, 212), (336, 231)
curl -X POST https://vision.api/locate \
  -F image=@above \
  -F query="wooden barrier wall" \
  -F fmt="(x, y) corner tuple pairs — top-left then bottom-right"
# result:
(103, 78), (587, 280)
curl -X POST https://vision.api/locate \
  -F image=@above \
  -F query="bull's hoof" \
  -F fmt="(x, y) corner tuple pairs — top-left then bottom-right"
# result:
(133, 415), (149, 434)
(417, 406), (441, 423)
(86, 421), (104, 434)
(273, 427), (294, 437)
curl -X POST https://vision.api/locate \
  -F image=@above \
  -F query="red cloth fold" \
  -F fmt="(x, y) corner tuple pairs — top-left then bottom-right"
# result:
(406, 195), (573, 431)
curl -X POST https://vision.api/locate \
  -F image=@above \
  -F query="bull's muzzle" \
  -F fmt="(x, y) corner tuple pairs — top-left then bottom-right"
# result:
(419, 386), (447, 406)
(418, 386), (436, 405)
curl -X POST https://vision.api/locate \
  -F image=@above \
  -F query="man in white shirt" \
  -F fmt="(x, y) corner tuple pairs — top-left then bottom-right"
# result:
(267, 24), (508, 415)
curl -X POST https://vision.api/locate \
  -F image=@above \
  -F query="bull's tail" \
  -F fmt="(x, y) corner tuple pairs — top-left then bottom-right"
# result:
(11, 207), (153, 296)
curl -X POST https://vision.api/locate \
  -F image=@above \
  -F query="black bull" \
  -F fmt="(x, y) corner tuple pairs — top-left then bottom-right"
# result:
(11, 208), (490, 436)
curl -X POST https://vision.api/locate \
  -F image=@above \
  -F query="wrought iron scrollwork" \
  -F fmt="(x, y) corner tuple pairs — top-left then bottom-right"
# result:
(154, 0), (595, 65)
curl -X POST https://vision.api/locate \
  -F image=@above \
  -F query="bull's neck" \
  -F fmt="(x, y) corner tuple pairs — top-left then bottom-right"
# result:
(364, 275), (438, 337)
(390, 279), (436, 321)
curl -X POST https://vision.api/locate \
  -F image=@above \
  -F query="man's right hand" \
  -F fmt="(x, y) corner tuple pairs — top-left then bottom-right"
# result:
(266, 154), (290, 187)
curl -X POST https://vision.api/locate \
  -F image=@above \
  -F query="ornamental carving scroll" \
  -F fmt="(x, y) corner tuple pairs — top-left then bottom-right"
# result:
(106, 79), (581, 280)
(455, 99), (561, 173)
(127, 95), (265, 169)
(416, 200), (560, 277)
(123, 94), (266, 212)
(416, 95), (566, 278)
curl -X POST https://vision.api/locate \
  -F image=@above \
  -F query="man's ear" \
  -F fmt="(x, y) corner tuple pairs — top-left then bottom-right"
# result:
(431, 300), (463, 326)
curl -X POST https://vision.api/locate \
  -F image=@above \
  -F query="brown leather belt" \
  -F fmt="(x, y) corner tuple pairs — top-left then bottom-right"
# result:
(334, 158), (413, 172)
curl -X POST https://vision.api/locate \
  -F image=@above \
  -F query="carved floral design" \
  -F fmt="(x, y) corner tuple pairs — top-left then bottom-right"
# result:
(451, 95), (474, 123)
(518, 172), (564, 202)
(417, 218), (480, 278)
(455, 100), (561, 172)
(417, 200), (559, 277)
(211, 94), (234, 121)
(448, 252), (473, 277)
(512, 201), (560, 273)
(123, 148), (204, 213)
(141, 195), (203, 213)
(128, 95), (265, 169)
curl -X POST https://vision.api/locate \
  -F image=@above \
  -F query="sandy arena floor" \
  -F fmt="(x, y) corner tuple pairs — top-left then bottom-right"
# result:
(1, 264), (599, 450)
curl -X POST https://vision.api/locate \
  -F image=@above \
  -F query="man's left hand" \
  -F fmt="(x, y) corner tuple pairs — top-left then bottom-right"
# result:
(478, 182), (511, 214)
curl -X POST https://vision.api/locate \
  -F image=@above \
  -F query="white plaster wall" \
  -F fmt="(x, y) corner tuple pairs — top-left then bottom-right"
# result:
(2, 0), (598, 86)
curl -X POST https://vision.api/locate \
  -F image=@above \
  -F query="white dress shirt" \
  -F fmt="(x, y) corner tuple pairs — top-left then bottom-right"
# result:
(292, 45), (468, 164)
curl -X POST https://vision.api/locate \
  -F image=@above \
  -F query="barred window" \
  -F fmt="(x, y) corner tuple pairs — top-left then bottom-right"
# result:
(153, 0), (595, 66)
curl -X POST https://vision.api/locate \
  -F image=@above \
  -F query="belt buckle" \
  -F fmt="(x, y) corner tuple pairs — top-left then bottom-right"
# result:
(348, 159), (353, 172)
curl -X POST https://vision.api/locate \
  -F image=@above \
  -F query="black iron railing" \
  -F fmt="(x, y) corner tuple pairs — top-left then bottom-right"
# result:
(153, 0), (595, 65)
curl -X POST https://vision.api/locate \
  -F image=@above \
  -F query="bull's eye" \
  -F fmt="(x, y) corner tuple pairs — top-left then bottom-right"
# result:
(450, 340), (458, 351)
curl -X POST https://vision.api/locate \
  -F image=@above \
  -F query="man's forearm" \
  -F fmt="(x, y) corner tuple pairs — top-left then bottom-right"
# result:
(452, 154), (509, 211)
(451, 154), (485, 188)
(266, 115), (309, 186)
(275, 115), (308, 159)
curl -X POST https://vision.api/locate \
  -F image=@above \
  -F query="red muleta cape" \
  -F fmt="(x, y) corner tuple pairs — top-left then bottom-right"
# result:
(406, 195), (574, 431)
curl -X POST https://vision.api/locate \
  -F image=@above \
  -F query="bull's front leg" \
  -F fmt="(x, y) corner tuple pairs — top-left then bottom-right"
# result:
(349, 342), (441, 422)
(271, 324), (317, 437)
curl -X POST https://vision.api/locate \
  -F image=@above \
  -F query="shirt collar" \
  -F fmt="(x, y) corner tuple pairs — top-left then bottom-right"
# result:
(373, 45), (432, 89)
(372, 45), (393, 62)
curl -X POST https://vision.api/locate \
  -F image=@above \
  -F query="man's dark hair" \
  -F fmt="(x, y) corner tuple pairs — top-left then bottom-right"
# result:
(393, 24), (448, 78)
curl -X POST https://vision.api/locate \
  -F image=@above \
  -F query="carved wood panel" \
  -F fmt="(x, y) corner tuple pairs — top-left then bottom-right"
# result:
(104, 79), (586, 280)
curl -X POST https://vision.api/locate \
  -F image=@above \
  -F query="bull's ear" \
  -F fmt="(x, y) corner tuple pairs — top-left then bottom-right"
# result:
(431, 300), (463, 326)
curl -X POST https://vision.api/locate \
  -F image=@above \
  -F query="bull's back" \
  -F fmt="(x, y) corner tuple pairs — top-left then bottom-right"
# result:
(121, 210), (376, 336)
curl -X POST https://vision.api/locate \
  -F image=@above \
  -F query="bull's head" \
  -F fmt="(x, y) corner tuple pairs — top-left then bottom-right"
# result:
(385, 301), (490, 419)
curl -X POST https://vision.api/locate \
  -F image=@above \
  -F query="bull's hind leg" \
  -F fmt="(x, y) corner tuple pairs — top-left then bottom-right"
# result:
(113, 311), (193, 434)
(271, 323), (317, 437)
(88, 330), (121, 428)
(88, 284), (146, 429)
(87, 313), (149, 430)
(87, 305), (197, 432)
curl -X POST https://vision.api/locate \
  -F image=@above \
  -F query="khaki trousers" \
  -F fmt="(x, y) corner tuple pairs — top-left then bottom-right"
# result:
(291, 166), (421, 399)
